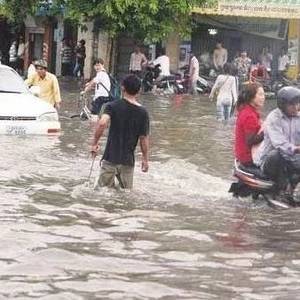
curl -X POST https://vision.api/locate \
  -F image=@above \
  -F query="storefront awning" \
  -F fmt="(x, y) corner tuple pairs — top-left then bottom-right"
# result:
(193, 15), (288, 40)
(193, 0), (300, 19)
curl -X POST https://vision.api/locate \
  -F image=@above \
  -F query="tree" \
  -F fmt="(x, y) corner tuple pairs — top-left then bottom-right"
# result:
(0, 0), (39, 21)
(61, 0), (215, 43)
(0, 0), (216, 42)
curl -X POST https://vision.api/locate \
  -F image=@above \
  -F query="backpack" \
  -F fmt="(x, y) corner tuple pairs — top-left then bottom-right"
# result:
(108, 74), (121, 101)
(98, 72), (121, 101)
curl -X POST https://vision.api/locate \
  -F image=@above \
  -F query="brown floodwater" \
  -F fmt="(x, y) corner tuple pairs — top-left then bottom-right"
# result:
(0, 79), (299, 299)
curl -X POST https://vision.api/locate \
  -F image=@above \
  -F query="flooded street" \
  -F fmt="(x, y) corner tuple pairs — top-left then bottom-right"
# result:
(1, 81), (300, 299)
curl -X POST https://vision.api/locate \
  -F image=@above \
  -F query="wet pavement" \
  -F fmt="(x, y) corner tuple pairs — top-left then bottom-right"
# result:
(1, 79), (300, 299)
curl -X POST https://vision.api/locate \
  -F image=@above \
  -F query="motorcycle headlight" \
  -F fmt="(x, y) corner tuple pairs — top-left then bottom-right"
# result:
(38, 112), (59, 122)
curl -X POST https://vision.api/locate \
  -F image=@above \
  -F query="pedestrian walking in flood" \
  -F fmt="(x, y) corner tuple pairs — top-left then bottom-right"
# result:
(25, 59), (62, 109)
(83, 58), (111, 116)
(73, 39), (86, 79)
(188, 51), (199, 95)
(234, 51), (252, 84)
(129, 46), (147, 78)
(210, 63), (238, 121)
(91, 74), (150, 189)
(213, 41), (228, 72)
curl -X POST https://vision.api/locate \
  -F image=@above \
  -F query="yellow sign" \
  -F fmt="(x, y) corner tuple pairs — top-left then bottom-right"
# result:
(193, 0), (300, 19)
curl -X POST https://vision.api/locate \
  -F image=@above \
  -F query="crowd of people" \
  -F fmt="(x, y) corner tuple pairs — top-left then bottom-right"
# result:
(1, 37), (86, 79)
(3, 36), (26, 75)
(3, 36), (299, 194)
(205, 41), (290, 84)
(61, 39), (86, 78)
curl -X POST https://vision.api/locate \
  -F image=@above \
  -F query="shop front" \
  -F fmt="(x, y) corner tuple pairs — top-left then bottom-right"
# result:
(192, 0), (300, 79)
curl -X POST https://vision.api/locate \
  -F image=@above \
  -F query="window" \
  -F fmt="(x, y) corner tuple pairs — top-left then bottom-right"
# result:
(0, 68), (28, 94)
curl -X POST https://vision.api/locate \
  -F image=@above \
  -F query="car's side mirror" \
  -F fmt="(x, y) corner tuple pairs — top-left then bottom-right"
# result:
(29, 86), (41, 97)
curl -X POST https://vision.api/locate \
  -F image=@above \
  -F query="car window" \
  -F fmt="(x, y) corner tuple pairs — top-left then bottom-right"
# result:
(0, 68), (28, 93)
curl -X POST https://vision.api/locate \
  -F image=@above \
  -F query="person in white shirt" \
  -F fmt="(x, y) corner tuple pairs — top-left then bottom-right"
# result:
(209, 63), (238, 121)
(188, 52), (199, 94)
(259, 46), (273, 75)
(278, 47), (289, 80)
(17, 36), (25, 75)
(9, 40), (18, 70)
(84, 58), (111, 115)
(129, 46), (147, 78)
(152, 49), (170, 79)
(213, 42), (228, 71)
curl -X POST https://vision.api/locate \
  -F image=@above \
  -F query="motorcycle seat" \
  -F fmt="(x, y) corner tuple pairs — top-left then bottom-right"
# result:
(239, 164), (270, 180)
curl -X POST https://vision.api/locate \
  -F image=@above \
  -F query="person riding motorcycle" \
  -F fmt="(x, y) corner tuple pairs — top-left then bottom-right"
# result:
(234, 83), (265, 167)
(254, 87), (300, 193)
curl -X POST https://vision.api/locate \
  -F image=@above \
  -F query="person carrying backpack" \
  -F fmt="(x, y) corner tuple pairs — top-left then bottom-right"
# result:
(83, 58), (111, 115)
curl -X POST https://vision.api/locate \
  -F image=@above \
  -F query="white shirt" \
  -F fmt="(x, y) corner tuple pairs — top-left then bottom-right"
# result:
(260, 53), (273, 71)
(27, 64), (36, 78)
(9, 43), (17, 62)
(278, 54), (289, 71)
(153, 55), (170, 76)
(93, 71), (111, 98)
(129, 52), (147, 71)
(210, 74), (238, 105)
(17, 43), (25, 57)
(189, 56), (199, 81)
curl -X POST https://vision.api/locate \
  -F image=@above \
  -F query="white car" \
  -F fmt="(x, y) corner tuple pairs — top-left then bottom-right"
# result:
(0, 65), (61, 135)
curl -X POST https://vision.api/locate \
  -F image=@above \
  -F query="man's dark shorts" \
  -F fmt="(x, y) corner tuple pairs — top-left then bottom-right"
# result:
(91, 96), (111, 115)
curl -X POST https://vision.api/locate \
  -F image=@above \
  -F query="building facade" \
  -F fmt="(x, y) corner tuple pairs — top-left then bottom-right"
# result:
(192, 0), (300, 79)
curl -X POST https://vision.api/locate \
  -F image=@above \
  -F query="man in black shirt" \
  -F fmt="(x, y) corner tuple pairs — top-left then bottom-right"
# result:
(91, 74), (150, 189)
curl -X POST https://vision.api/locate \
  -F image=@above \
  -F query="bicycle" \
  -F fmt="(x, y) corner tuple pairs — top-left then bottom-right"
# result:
(70, 92), (92, 121)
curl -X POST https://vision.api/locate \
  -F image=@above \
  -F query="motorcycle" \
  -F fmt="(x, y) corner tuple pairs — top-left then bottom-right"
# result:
(177, 65), (215, 95)
(142, 64), (161, 93)
(249, 64), (274, 95)
(229, 160), (300, 208)
(272, 76), (300, 93)
(196, 75), (214, 94)
(142, 64), (184, 95)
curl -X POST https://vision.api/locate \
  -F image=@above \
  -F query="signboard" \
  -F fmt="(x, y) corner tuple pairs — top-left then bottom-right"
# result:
(288, 38), (299, 66)
(195, 15), (288, 40)
(193, 0), (300, 19)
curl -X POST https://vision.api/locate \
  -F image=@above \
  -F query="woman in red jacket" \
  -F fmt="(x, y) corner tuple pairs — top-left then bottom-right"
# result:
(235, 83), (265, 167)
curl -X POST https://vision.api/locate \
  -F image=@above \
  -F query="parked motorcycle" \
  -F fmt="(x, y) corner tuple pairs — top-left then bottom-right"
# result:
(272, 76), (300, 93)
(142, 64), (161, 93)
(142, 64), (184, 95)
(178, 65), (215, 94)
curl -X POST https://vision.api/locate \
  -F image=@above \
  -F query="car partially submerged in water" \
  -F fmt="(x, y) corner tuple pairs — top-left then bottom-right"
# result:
(0, 65), (61, 135)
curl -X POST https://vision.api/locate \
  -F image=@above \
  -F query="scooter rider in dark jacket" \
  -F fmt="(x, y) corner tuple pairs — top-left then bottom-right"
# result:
(254, 87), (300, 193)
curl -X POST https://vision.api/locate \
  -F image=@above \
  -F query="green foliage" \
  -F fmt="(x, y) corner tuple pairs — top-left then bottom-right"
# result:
(0, 0), (216, 42)
(0, 0), (39, 20)
(61, 0), (215, 42)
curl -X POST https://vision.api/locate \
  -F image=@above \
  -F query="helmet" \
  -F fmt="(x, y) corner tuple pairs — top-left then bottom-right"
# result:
(277, 87), (300, 111)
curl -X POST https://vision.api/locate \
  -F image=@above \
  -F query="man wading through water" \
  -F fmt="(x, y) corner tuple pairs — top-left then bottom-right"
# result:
(91, 74), (150, 189)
